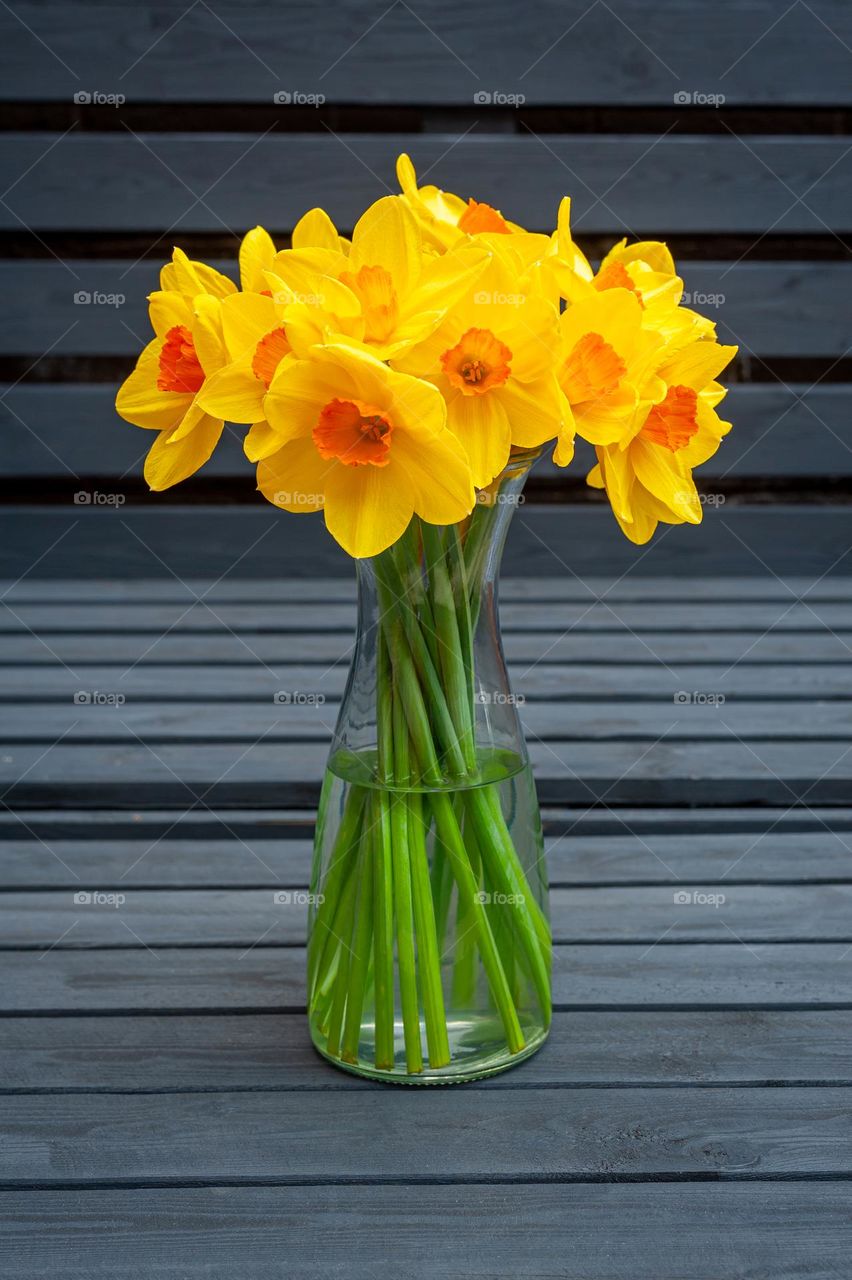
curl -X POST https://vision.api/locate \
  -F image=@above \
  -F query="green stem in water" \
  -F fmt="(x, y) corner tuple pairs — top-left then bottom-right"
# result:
(372, 790), (395, 1070)
(340, 837), (374, 1065)
(307, 786), (366, 1003)
(429, 791), (525, 1054)
(390, 696), (423, 1073)
(324, 867), (359, 1058)
(407, 791), (451, 1068)
(420, 520), (477, 774)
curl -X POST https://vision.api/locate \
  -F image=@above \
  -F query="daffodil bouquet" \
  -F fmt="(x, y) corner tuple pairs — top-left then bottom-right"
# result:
(117, 154), (736, 1083)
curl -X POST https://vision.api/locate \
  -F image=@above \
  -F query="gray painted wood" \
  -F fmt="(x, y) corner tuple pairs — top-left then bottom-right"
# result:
(2, 830), (850, 889)
(3, 506), (851, 581)
(4, 0), (851, 104)
(3, 943), (851, 1013)
(1, 261), (846, 355)
(6, 384), (852, 479)
(4, 1010), (852, 1091)
(4, 1086), (851, 1182)
(2, 135), (850, 233)
(4, 883), (852, 948)
(3, 699), (849, 743)
(2, 1184), (851, 1279)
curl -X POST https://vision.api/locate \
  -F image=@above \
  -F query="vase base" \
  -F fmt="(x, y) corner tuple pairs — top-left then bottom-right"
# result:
(311, 1018), (550, 1085)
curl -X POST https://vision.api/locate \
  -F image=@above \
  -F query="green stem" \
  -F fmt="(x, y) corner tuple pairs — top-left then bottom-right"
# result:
(430, 792), (525, 1054)
(341, 838), (374, 1065)
(390, 696), (423, 1073)
(420, 520), (477, 774)
(307, 787), (366, 1003)
(324, 867), (359, 1057)
(372, 791), (395, 1070)
(407, 791), (451, 1067)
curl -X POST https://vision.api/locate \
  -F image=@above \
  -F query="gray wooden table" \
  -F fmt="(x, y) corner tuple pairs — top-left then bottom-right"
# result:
(0, 573), (850, 1277)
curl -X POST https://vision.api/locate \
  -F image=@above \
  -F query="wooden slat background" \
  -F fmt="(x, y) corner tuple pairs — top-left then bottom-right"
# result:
(1, 2), (851, 1277)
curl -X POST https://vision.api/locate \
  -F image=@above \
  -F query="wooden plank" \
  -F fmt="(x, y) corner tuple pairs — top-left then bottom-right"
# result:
(1, 261), (847, 356)
(3, 505), (852, 581)
(2, 830), (851, 889)
(6, 384), (852, 479)
(3, 1086), (852, 1182)
(3, 663), (851, 702)
(2, 739), (852, 805)
(4, 883), (852, 948)
(3, 943), (851, 1012)
(3, 0), (851, 104)
(3, 699), (850, 743)
(4, 1010), (852, 1091)
(0, 1184), (849, 1279)
(5, 599), (852, 633)
(2, 134), (850, 234)
(3, 576), (850, 603)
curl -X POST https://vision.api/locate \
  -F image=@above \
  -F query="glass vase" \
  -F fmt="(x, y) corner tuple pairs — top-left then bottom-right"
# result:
(307, 447), (551, 1083)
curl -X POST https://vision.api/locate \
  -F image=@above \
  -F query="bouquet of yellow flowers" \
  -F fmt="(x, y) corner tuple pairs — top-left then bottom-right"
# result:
(117, 155), (736, 1084)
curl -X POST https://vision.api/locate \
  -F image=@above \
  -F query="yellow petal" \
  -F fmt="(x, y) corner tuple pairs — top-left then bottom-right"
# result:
(586, 462), (604, 489)
(264, 358), (340, 444)
(148, 291), (193, 339)
(244, 419), (282, 462)
(389, 427), (474, 525)
(257, 436), (330, 512)
(658, 341), (738, 390)
(143, 415), (224, 490)
(323, 459), (416, 558)
(498, 375), (569, 448)
(197, 363), (265, 423)
(169, 247), (237, 300)
(220, 291), (279, 362)
(291, 208), (340, 252)
(115, 339), (189, 432)
(239, 226), (276, 293)
(350, 196), (420, 297)
(192, 294), (226, 375)
(630, 437), (701, 523)
(446, 389), (512, 488)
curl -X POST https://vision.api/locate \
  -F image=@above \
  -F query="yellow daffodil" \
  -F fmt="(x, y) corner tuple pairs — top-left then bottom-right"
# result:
(238, 225), (277, 292)
(116, 276), (229, 490)
(588, 338), (737, 543)
(556, 287), (665, 463)
(264, 195), (489, 361)
(393, 271), (570, 486)
(195, 291), (292, 431)
(252, 343), (474, 557)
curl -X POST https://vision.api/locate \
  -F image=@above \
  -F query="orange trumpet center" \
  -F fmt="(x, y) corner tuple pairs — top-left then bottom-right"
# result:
(251, 327), (291, 388)
(594, 260), (644, 307)
(562, 332), (627, 404)
(157, 325), (205, 395)
(441, 327), (512, 396)
(641, 384), (699, 452)
(458, 199), (511, 235)
(339, 264), (400, 344)
(312, 397), (394, 467)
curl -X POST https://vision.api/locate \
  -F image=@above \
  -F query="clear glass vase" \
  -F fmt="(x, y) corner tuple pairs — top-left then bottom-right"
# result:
(307, 447), (551, 1083)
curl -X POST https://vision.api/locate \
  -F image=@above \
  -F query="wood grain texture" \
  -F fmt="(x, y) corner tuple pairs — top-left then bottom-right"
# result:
(1, 1184), (849, 1280)
(2, 134), (850, 233)
(2, 0), (851, 104)
(1, 261), (847, 355)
